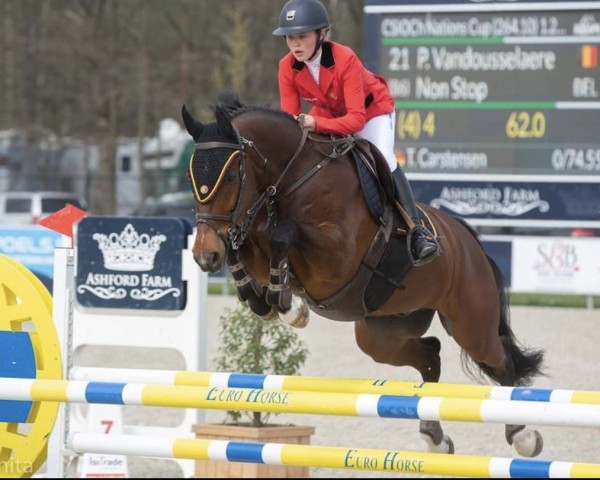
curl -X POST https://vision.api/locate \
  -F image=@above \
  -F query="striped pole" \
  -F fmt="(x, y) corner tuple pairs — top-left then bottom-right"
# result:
(3, 378), (600, 428)
(70, 367), (600, 405)
(68, 433), (599, 478)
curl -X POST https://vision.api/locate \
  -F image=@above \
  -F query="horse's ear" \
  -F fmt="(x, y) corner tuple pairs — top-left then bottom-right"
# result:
(215, 105), (238, 141)
(181, 104), (203, 140)
(217, 89), (243, 114)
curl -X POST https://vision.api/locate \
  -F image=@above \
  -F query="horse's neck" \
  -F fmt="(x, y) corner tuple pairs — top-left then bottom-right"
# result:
(241, 128), (309, 184)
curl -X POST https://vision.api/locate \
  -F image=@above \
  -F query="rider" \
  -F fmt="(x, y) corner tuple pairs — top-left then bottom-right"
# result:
(272, 0), (440, 266)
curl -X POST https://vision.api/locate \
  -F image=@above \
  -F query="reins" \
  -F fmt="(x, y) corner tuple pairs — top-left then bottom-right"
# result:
(275, 130), (355, 202)
(193, 123), (356, 250)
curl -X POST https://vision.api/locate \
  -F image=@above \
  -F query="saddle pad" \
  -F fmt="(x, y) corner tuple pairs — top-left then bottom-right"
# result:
(351, 148), (439, 313)
(364, 230), (412, 312)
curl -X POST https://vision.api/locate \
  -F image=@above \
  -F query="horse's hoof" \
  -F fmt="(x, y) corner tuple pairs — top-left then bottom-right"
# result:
(279, 296), (309, 328)
(511, 428), (543, 457)
(419, 432), (454, 454)
(260, 308), (279, 322)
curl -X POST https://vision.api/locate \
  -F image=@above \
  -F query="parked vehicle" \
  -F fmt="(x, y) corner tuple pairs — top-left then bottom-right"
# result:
(0, 191), (87, 225)
(129, 191), (196, 225)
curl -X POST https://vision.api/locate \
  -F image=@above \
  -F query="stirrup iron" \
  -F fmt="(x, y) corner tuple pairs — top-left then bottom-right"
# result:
(407, 225), (441, 267)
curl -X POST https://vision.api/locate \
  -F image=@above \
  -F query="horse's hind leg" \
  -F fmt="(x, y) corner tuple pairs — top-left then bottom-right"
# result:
(355, 311), (453, 454)
(453, 310), (544, 457)
(498, 335), (545, 458)
(411, 337), (454, 455)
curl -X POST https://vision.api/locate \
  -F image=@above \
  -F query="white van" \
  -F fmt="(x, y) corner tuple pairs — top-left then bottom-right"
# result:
(0, 191), (88, 225)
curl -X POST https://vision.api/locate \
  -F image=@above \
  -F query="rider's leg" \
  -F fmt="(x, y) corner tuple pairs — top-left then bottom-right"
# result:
(392, 167), (440, 266)
(358, 113), (440, 266)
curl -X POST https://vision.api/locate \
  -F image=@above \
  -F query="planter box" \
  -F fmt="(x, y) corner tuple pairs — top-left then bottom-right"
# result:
(192, 423), (315, 478)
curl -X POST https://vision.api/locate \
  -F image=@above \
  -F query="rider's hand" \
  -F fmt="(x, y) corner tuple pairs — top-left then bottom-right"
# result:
(298, 113), (316, 132)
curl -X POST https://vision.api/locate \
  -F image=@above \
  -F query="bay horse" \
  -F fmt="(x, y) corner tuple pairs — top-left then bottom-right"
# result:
(181, 92), (545, 457)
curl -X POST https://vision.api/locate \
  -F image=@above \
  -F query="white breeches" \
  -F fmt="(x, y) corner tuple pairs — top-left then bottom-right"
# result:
(356, 111), (397, 172)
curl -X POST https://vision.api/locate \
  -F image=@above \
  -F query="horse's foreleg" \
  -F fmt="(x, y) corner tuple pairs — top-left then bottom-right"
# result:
(246, 287), (278, 320)
(266, 220), (309, 328)
(266, 219), (298, 310)
(278, 294), (310, 328)
(227, 248), (276, 320)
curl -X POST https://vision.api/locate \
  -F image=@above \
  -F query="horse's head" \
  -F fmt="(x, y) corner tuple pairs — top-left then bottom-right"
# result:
(182, 103), (246, 272)
(183, 94), (308, 274)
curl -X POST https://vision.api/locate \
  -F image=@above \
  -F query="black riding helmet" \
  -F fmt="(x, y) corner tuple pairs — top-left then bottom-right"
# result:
(272, 0), (331, 36)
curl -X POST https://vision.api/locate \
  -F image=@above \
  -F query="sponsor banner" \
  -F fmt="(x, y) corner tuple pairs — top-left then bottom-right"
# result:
(78, 405), (128, 478)
(0, 226), (63, 291)
(76, 217), (189, 310)
(410, 176), (600, 224)
(511, 237), (600, 294)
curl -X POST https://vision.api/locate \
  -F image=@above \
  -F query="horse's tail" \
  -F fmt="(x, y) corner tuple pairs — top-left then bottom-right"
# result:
(480, 256), (545, 385)
(456, 220), (545, 386)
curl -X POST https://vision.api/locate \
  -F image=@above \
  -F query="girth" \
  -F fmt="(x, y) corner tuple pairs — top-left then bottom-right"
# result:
(292, 204), (394, 322)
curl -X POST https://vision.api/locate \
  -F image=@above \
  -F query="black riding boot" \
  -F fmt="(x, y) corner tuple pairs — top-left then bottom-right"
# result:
(393, 168), (440, 266)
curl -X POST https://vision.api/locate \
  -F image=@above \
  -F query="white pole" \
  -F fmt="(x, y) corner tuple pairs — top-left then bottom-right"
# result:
(46, 247), (76, 478)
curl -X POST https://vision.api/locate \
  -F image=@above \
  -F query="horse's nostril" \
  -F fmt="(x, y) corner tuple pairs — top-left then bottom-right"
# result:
(193, 250), (223, 273)
(209, 251), (220, 269)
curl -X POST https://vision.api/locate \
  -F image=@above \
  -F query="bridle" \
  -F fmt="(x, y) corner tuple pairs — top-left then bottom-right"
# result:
(192, 126), (354, 251)
(192, 127), (308, 250)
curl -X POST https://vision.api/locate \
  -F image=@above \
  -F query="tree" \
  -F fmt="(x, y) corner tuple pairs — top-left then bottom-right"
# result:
(0, 0), (365, 212)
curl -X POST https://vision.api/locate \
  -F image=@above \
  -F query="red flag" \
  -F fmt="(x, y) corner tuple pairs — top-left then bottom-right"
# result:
(38, 203), (89, 238)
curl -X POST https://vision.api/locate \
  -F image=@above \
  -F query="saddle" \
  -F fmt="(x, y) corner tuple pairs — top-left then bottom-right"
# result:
(353, 139), (396, 220)
(352, 139), (436, 233)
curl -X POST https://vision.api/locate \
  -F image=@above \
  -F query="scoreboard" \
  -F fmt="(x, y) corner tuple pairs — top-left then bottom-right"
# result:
(364, 1), (600, 227)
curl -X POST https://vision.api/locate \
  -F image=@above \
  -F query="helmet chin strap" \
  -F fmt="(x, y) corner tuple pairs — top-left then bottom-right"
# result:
(308, 29), (326, 61)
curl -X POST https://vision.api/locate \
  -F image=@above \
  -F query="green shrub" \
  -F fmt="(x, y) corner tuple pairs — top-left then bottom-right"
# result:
(214, 301), (309, 426)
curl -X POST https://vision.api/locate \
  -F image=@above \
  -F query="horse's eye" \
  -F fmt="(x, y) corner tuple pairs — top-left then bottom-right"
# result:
(226, 170), (237, 182)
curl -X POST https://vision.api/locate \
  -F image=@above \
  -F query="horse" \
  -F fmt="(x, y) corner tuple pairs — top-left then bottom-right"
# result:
(181, 92), (545, 457)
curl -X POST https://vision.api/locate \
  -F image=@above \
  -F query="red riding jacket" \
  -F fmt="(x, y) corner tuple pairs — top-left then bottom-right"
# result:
(277, 41), (394, 135)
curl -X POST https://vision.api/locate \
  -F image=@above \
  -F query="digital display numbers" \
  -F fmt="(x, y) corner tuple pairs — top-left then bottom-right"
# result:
(370, 3), (600, 174)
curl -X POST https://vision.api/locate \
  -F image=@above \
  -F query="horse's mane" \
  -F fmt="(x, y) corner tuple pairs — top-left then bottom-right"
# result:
(216, 89), (296, 124)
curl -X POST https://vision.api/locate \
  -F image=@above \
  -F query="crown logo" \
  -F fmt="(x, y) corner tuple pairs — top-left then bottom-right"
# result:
(92, 223), (166, 272)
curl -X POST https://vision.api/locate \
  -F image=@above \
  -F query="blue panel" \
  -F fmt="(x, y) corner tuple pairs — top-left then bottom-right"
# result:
(377, 395), (420, 418)
(0, 226), (62, 290)
(510, 459), (552, 478)
(85, 382), (125, 404)
(0, 331), (36, 423)
(482, 240), (512, 287)
(511, 387), (552, 403)
(364, 12), (380, 73)
(75, 217), (187, 310)
(226, 441), (265, 464)
(228, 373), (266, 390)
